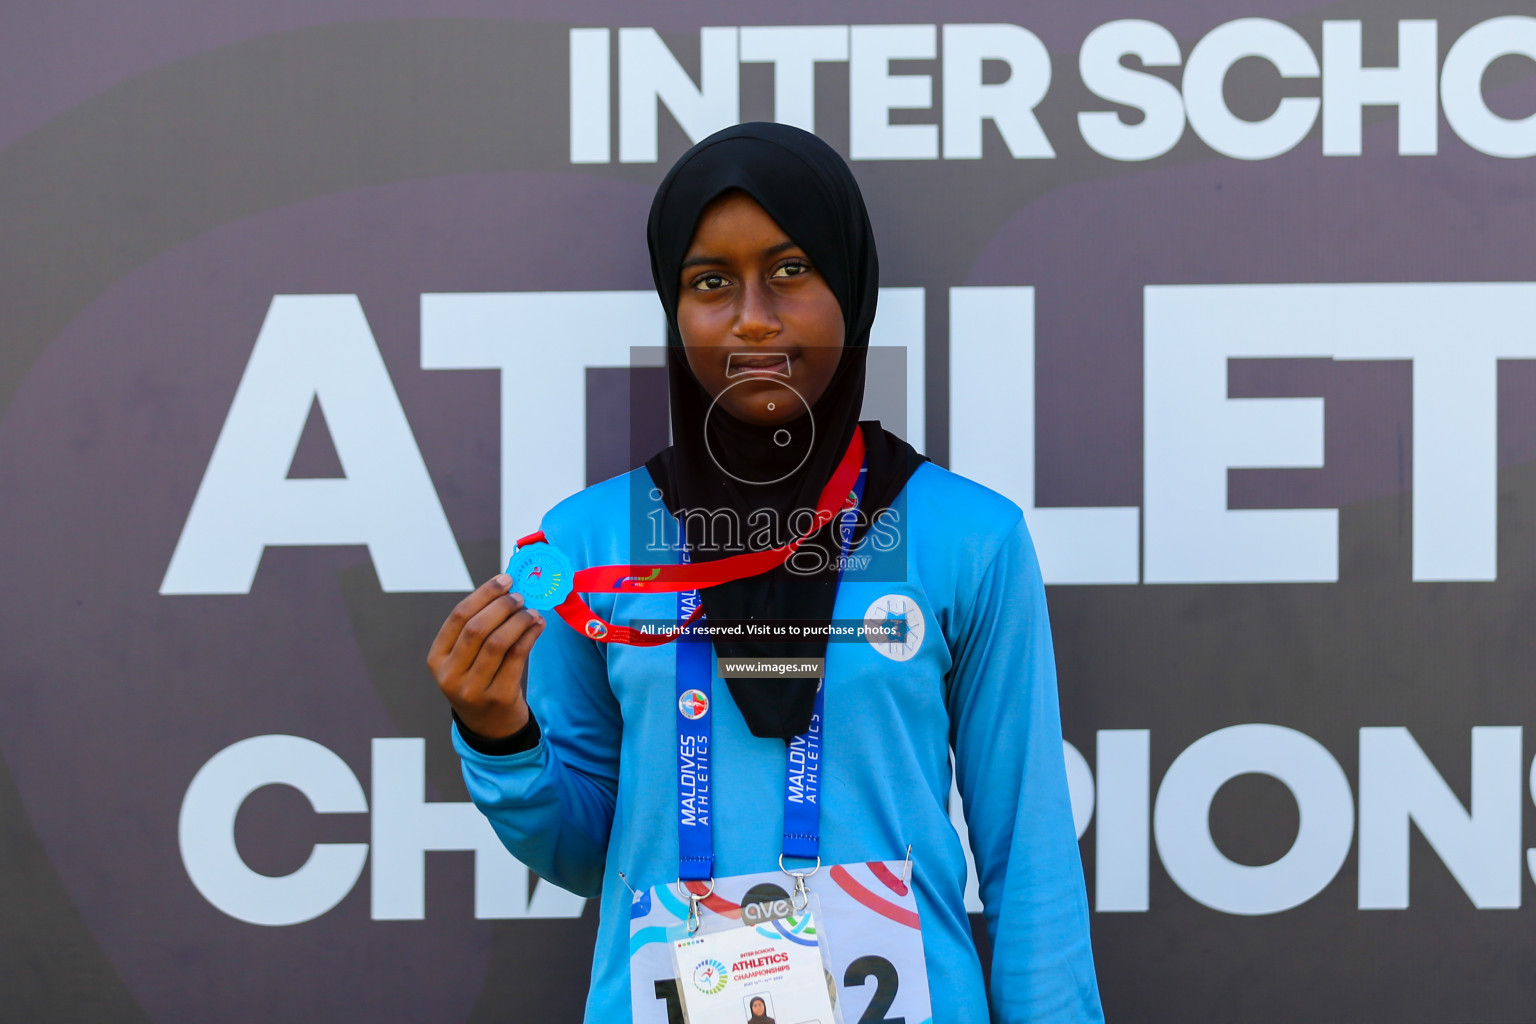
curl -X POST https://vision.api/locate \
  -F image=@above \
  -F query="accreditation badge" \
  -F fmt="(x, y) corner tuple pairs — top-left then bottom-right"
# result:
(671, 896), (838, 1024)
(628, 863), (932, 1024)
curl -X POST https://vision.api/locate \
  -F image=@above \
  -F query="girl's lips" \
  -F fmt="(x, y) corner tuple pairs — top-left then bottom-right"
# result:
(725, 352), (793, 378)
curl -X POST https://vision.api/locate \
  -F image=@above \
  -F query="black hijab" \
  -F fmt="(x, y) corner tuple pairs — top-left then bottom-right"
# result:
(644, 122), (925, 740)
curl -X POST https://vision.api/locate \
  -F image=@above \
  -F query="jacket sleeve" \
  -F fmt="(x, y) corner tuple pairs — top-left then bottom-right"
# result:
(451, 557), (622, 900)
(945, 516), (1104, 1023)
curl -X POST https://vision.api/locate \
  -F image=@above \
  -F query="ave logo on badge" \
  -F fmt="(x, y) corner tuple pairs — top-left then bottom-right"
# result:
(864, 594), (924, 662)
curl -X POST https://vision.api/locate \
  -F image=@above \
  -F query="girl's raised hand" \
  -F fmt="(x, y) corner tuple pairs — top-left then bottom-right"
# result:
(427, 575), (546, 740)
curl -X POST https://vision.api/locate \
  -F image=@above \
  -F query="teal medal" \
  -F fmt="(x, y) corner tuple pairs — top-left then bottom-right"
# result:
(505, 542), (574, 610)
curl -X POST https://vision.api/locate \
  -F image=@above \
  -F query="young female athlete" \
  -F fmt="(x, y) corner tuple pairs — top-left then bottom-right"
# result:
(427, 122), (1103, 1023)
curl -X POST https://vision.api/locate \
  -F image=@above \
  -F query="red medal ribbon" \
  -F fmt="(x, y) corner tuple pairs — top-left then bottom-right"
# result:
(516, 426), (867, 646)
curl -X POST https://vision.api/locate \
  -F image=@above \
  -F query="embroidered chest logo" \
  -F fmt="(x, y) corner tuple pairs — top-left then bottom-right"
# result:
(864, 594), (925, 662)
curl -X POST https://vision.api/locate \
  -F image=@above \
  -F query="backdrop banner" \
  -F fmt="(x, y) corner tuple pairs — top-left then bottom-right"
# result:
(2, 3), (1535, 1021)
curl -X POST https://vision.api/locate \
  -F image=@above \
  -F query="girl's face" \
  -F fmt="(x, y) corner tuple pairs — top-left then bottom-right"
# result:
(676, 191), (845, 428)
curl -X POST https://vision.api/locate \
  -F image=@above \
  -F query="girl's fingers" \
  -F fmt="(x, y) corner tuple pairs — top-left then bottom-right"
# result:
(427, 575), (513, 669)
(438, 592), (525, 682)
(459, 608), (541, 699)
(481, 614), (546, 703)
(509, 614), (546, 660)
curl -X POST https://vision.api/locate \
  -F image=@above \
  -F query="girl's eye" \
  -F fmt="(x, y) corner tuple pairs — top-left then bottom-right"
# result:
(771, 259), (811, 279)
(692, 272), (729, 291)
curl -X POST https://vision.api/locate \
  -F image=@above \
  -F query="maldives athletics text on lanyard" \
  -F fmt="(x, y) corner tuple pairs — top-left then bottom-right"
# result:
(672, 455), (865, 928)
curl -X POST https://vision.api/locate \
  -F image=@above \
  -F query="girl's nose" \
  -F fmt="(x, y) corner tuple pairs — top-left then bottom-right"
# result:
(734, 278), (783, 342)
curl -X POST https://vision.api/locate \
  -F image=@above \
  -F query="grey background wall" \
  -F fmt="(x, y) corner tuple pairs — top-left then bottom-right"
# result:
(2, 2), (1534, 1021)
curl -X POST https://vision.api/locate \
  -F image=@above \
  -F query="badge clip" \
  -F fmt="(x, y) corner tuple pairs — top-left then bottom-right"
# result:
(674, 877), (715, 934)
(778, 853), (820, 911)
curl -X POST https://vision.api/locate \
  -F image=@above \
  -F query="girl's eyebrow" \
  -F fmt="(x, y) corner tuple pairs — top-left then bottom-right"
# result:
(679, 240), (801, 272)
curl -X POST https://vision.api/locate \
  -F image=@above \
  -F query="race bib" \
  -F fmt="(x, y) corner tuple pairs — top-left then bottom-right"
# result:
(629, 861), (932, 1024)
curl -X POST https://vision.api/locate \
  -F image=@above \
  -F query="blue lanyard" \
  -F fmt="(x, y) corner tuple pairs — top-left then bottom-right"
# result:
(675, 466), (867, 882)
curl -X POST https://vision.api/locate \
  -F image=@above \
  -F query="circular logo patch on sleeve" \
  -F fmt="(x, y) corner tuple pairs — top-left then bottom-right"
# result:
(864, 594), (925, 662)
(505, 542), (574, 610)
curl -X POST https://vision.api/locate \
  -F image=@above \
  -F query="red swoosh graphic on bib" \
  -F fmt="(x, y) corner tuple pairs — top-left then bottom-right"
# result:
(830, 865), (920, 929)
(868, 860), (910, 897)
(682, 880), (741, 918)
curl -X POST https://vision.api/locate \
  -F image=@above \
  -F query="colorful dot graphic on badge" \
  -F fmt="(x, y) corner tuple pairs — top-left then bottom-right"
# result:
(692, 958), (728, 995)
(678, 688), (710, 720)
(505, 543), (574, 611)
